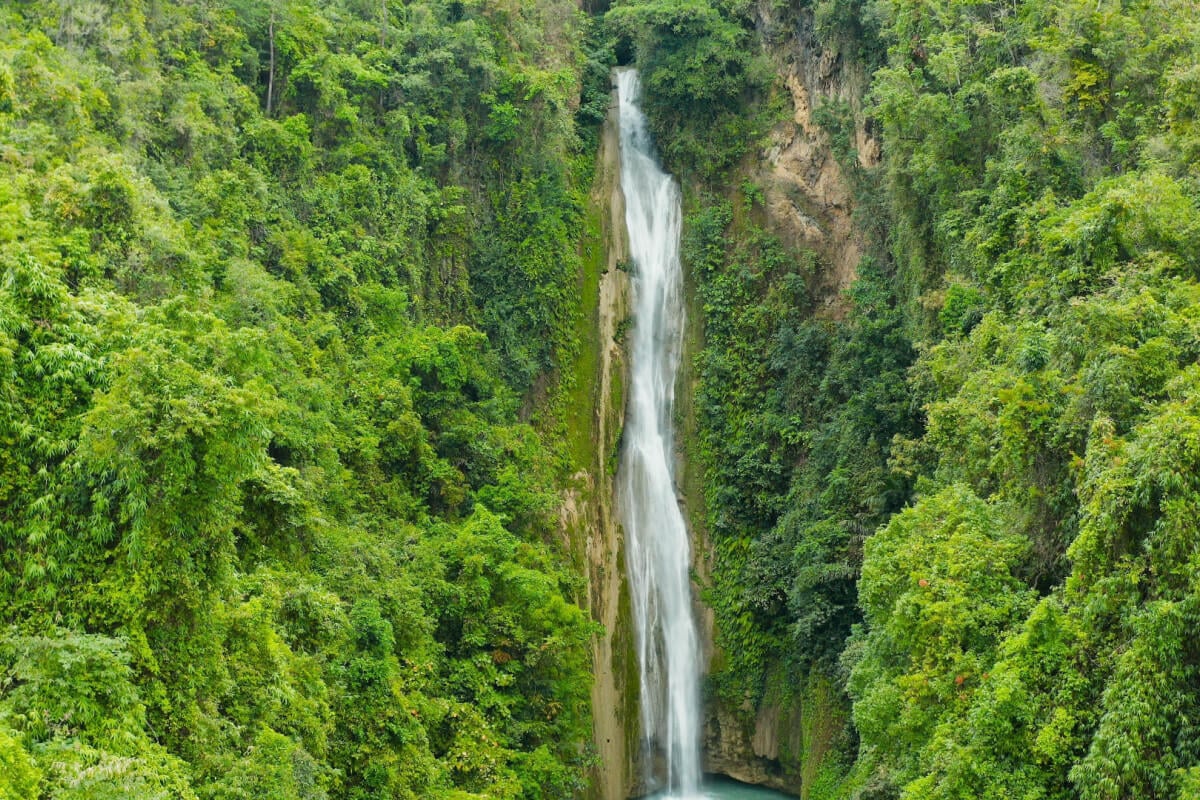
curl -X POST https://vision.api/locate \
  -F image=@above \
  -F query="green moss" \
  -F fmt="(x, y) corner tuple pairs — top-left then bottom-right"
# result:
(799, 672), (849, 793)
(677, 191), (711, 550)
(565, 204), (608, 473)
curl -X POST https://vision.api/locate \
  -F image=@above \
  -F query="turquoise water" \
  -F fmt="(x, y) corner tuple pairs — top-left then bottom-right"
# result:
(703, 777), (795, 799)
(642, 776), (796, 799)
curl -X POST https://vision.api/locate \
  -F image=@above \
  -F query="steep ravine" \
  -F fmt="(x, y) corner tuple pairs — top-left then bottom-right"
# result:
(567, 21), (874, 791)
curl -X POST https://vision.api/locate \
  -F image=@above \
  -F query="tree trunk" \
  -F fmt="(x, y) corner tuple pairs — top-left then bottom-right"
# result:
(266, 9), (276, 116)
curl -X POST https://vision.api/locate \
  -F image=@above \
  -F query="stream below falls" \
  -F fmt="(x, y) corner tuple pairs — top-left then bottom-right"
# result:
(643, 777), (799, 800)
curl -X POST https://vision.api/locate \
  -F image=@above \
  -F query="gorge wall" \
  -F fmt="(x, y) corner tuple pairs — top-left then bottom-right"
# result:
(752, 5), (877, 310)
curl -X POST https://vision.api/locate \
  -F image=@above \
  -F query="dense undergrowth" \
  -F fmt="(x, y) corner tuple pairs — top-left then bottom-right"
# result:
(0, 1), (611, 797)
(612, 0), (1200, 796)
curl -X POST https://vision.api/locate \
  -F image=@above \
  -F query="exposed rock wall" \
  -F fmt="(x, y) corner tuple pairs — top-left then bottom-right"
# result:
(752, 5), (878, 314)
(699, 667), (846, 795)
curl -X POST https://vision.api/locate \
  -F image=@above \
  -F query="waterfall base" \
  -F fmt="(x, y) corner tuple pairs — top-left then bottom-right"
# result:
(637, 775), (797, 800)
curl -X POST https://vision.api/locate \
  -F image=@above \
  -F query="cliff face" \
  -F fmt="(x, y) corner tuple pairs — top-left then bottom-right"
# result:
(684, 7), (875, 796)
(561, 88), (639, 800)
(754, 6), (877, 313)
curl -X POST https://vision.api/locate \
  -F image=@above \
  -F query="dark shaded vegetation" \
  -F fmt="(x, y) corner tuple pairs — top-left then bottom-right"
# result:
(605, 0), (775, 179)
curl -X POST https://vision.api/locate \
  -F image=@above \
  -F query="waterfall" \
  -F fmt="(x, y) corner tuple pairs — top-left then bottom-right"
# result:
(615, 68), (704, 799)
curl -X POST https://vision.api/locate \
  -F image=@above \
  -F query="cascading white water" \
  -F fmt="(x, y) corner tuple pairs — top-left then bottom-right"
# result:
(615, 68), (703, 800)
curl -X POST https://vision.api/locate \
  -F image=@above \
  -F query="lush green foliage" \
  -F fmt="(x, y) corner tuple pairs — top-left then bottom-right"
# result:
(0, 1), (600, 797)
(841, 0), (1200, 794)
(7, 0), (1200, 795)
(684, 200), (916, 705)
(604, 0), (774, 179)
